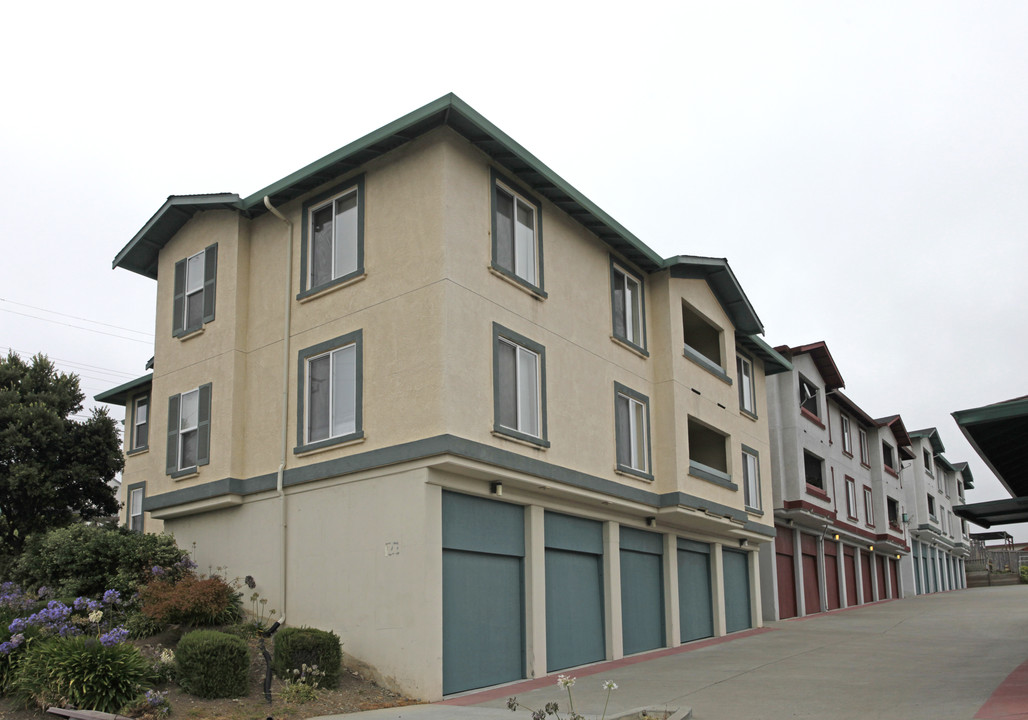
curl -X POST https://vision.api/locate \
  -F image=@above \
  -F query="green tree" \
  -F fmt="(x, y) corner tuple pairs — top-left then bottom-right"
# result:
(0, 352), (123, 555)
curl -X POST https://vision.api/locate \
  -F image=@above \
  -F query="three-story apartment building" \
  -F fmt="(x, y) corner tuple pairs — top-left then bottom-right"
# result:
(97, 94), (791, 699)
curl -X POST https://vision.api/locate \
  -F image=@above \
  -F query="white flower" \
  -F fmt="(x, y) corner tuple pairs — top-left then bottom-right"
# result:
(159, 649), (175, 664)
(557, 674), (576, 689)
(88, 610), (103, 624)
(602, 680), (618, 691)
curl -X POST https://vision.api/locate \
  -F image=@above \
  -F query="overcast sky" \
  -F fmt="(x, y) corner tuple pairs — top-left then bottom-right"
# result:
(2, 2), (1025, 540)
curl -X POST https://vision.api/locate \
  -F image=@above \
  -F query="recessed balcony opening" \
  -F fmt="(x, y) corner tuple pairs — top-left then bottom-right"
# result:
(804, 450), (825, 490)
(682, 301), (723, 372)
(688, 418), (729, 483)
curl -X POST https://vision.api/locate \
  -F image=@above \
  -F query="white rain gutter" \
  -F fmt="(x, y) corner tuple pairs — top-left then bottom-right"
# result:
(264, 196), (293, 618)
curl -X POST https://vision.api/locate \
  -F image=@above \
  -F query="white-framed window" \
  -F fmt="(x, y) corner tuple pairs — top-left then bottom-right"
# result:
(493, 324), (547, 446)
(742, 449), (761, 510)
(859, 428), (870, 465)
(846, 476), (858, 518)
(129, 487), (144, 533)
(172, 244), (217, 337)
(306, 344), (358, 444)
(737, 355), (756, 414)
(492, 171), (542, 292)
(841, 415), (852, 455)
(166, 384), (211, 476)
(937, 469), (945, 495)
(864, 487), (874, 525)
(923, 448), (933, 475)
(799, 377), (819, 418)
(615, 383), (650, 477)
(927, 493), (937, 519)
(310, 187), (359, 289)
(882, 442), (896, 472)
(611, 262), (644, 350)
(130, 395), (149, 452)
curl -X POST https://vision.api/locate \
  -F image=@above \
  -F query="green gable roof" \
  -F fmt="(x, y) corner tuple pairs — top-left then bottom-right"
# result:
(94, 373), (152, 406)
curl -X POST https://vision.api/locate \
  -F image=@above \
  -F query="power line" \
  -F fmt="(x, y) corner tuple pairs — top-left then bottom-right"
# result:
(1, 308), (153, 345)
(1, 347), (141, 379)
(0, 298), (153, 337)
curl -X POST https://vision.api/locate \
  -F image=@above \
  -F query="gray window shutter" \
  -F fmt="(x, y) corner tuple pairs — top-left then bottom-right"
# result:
(197, 383), (212, 467)
(202, 244), (217, 324)
(166, 394), (180, 474)
(172, 259), (186, 337)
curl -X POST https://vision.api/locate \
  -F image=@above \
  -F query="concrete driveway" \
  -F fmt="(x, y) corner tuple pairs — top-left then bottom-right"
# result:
(317, 585), (1028, 720)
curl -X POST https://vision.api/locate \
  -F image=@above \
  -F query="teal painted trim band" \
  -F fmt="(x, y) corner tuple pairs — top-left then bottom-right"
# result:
(740, 444), (760, 458)
(688, 461), (738, 491)
(743, 521), (775, 537)
(682, 345), (733, 385)
(142, 433), (774, 539)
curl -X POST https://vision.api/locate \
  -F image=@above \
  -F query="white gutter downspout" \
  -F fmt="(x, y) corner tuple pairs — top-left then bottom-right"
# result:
(264, 196), (293, 619)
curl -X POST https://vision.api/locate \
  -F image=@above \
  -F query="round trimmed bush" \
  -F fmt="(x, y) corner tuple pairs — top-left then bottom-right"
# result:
(272, 626), (342, 689)
(176, 629), (249, 698)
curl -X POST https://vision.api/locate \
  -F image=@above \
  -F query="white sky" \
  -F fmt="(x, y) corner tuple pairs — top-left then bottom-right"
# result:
(2, 1), (1026, 539)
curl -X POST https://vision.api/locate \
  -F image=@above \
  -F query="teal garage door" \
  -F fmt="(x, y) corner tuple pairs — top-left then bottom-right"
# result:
(722, 548), (752, 633)
(442, 492), (525, 695)
(620, 527), (665, 655)
(545, 512), (605, 671)
(677, 538), (714, 642)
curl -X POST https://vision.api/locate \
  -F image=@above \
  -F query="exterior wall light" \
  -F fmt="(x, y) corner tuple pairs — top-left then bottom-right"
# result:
(490, 482), (503, 496)
(646, 516), (657, 528)
(869, 545), (874, 552)
(833, 533), (840, 541)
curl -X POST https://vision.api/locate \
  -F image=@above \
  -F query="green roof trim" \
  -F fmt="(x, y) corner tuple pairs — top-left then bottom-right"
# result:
(935, 454), (956, 472)
(738, 334), (792, 375)
(94, 373), (153, 406)
(667, 255), (764, 335)
(909, 427), (946, 454)
(953, 396), (1028, 498)
(954, 461), (975, 489)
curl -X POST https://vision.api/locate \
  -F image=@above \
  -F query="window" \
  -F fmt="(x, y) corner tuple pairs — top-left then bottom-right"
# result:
(493, 324), (548, 447)
(859, 428), (870, 465)
(611, 261), (645, 351)
(172, 244), (217, 336)
(491, 170), (544, 294)
(737, 355), (756, 415)
(923, 448), (933, 475)
(927, 494), (937, 519)
(846, 476), (858, 518)
(130, 395), (149, 453)
(298, 177), (365, 299)
(803, 450), (825, 490)
(840, 415), (852, 455)
(882, 442), (896, 473)
(681, 301), (727, 380)
(688, 418), (732, 487)
(941, 510), (948, 534)
(864, 487), (874, 525)
(887, 497), (899, 529)
(166, 384), (211, 476)
(742, 447), (761, 510)
(937, 470), (945, 495)
(296, 330), (363, 453)
(129, 486), (144, 533)
(962, 518), (968, 537)
(799, 377), (819, 418)
(614, 383), (651, 478)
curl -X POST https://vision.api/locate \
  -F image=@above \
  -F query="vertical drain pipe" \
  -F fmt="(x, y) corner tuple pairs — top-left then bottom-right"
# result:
(264, 195), (293, 619)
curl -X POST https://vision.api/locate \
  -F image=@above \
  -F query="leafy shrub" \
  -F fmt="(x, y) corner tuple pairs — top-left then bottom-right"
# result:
(175, 629), (249, 698)
(125, 610), (167, 639)
(1020, 565), (1028, 584)
(10, 636), (153, 712)
(273, 626), (342, 689)
(0, 624), (43, 694)
(12, 524), (190, 598)
(140, 574), (242, 626)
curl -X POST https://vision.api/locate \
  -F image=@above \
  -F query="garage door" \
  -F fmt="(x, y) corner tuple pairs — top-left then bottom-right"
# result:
(545, 512), (605, 672)
(775, 526), (797, 620)
(620, 527), (665, 655)
(843, 546), (857, 607)
(875, 555), (887, 600)
(860, 551), (873, 603)
(442, 492), (525, 695)
(800, 533), (821, 615)
(824, 542), (840, 610)
(913, 542), (922, 594)
(677, 538), (713, 642)
(723, 548), (752, 633)
(889, 557), (900, 599)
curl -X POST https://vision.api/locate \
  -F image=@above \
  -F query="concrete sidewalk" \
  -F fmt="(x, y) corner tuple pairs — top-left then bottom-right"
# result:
(314, 585), (1028, 720)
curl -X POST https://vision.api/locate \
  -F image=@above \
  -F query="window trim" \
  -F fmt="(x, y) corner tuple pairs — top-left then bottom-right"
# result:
(845, 475), (858, 520)
(166, 383), (212, 478)
(803, 449), (826, 492)
(742, 445), (761, 511)
(737, 354), (756, 417)
(127, 482), (146, 533)
(172, 244), (218, 337)
(840, 415), (852, 456)
(295, 329), (364, 454)
(297, 175), (366, 300)
(490, 169), (545, 298)
(858, 427), (870, 467)
(863, 486), (875, 526)
(614, 382), (653, 480)
(609, 258), (647, 355)
(681, 300), (731, 384)
(492, 323), (549, 448)
(128, 394), (150, 455)
(799, 376), (820, 421)
(927, 493), (937, 520)
(882, 441), (897, 477)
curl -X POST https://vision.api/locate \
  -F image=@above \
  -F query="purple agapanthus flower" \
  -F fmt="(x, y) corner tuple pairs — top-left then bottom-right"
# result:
(98, 627), (129, 647)
(102, 589), (121, 605)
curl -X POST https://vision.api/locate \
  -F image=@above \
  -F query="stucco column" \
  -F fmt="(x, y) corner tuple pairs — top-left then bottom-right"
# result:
(793, 528), (805, 616)
(664, 533), (681, 646)
(603, 521), (623, 660)
(816, 535), (827, 612)
(749, 546), (763, 628)
(524, 505), (546, 678)
(870, 552), (880, 601)
(854, 550), (865, 604)
(711, 542), (726, 637)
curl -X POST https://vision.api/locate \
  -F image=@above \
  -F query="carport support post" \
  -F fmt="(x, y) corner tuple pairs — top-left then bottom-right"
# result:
(603, 522), (623, 660)
(664, 533), (681, 647)
(748, 546), (763, 628)
(711, 543), (727, 637)
(525, 505), (546, 678)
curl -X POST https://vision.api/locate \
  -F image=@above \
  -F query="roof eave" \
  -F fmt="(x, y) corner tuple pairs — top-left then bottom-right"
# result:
(94, 373), (153, 406)
(666, 255), (764, 335)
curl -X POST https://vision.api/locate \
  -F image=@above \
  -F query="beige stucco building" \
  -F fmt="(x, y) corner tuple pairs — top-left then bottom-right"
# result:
(97, 94), (791, 699)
